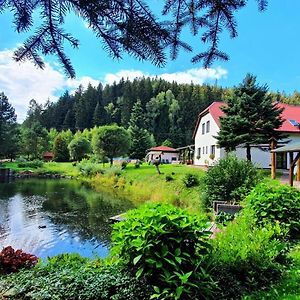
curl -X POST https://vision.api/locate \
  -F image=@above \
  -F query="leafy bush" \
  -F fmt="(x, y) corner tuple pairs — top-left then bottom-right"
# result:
(215, 211), (236, 226)
(0, 246), (38, 274)
(0, 254), (150, 299)
(182, 173), (199, 187)
(17, 160), (43, 169)
(77, 159), (104, 176)
(203, 154), (260, 206)
(165, 174), (174, 182)
(211, 214), (285, 299)
(135, 160), (141, 168)
(244, 181), (300, 240)
(121, 161), (128, 169)
(105, 166), (122, 177)
(112, 203), (215, 299)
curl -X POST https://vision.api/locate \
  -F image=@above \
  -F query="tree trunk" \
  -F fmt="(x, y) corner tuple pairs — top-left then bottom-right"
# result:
(155, 164), (161, 175)
(246, 143), (251, 161)
(110, 157), (113, 167)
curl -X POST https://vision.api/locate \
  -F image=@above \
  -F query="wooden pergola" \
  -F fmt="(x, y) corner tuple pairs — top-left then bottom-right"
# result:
(271, 141), (300, 186)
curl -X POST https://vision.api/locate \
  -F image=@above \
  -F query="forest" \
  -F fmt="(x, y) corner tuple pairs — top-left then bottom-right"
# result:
(1, 77), (300, 160)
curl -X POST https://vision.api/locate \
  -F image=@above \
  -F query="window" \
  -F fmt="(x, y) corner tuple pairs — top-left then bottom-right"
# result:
(197, 147), (201, 158)
(206, 146), (208, 154)
(171, 157), (177, 161)
(202, 123), (205, 134)
(211, 145), (215, 155)
(203, 147), (205, 154)
(289, 119), (299, 126)
(206, 120), (210, 133)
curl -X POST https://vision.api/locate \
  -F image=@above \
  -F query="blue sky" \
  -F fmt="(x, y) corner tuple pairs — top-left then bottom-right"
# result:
(1, 1), (300, 120)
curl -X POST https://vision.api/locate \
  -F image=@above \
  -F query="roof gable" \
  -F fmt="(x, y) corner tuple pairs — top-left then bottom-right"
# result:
(193, 102), (300, 139)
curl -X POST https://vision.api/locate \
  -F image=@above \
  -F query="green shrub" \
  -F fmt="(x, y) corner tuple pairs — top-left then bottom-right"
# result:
(0, 254), (150, 300)
(105, 166), (122, 177)
(112, 203), (215, 299)
(203, 154), (260, 206)
(77, 159), (104, 176)
(182, 173), (199, 187)
(215, 211), (236, 226)
(211, 214), (285, 299)
(165, 174), (174, 182)
(244, 181), (300, 240)
(17, 160), (43, 168)
(121, 161), (128, 170)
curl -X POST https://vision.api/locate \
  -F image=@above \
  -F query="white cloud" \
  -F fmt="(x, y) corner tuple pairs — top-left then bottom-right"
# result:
(104, 67), (227, 85)
(0, 50), (99, 122)
(0, 48), (228, 122)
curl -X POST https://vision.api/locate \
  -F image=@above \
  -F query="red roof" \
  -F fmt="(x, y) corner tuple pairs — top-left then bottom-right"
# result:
(149, 146), (178, 152)
(43, 152), (54, 157)
(193, 101), (300, 139)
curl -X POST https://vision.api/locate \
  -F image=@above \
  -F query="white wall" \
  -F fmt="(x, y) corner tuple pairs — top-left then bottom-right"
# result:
(194, 113), (221, 166)
(194, 113), (300, 169)
(146, 151), (179, 164)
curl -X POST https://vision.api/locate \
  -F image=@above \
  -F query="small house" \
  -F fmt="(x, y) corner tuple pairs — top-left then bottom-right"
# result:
(43, 152), (54, 162)
(145, 146), (179, 164)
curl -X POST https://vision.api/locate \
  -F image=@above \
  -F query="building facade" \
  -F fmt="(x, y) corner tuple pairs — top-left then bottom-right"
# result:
(193, 102), (300, 169)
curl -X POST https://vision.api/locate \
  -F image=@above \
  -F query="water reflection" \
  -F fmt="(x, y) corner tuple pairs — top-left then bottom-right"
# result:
(0, 179), (133, 259)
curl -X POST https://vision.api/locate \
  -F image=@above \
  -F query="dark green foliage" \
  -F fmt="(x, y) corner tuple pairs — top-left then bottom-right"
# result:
(17, 160), (43, 169)
(211, 214), (285, 299)
(244, 182), (300, 240)
(215, 211), (236, 226)
(128, 100), (154, 159)
(0, 254), (151, 299)
(203, 154), (260, 206)
(3, 0), (265, 77)
(112, 203), (215, 299)
(217, 74), (284, 161)
(53, 134), (69, 162)
(0, 246), (38, 274)
(162, 139), (173, 147)
(182, 173), (199, 187)
(92, 125), (131, 165)
(68, 137), (91, 161)
(0, 92), (18, 159)
(121, 161), (128, 170)
(165, 174), (174, 182)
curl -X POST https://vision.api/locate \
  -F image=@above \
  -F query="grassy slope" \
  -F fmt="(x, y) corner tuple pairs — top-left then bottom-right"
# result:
(91, 163), (206, 213)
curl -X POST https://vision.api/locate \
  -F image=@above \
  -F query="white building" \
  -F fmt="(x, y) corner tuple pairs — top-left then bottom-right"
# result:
(145, 146), (179, 164)
(193, 102), (300, 169)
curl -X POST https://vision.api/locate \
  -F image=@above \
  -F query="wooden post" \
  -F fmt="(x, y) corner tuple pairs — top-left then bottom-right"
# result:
(289, 152), (294, 186)
(289, 152), (300, 186)
(270, 137), (277, 180)
(297, 155), (300, 182)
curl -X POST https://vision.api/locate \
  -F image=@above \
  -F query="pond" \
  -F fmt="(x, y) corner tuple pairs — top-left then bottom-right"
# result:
(0, 179), (134, 259)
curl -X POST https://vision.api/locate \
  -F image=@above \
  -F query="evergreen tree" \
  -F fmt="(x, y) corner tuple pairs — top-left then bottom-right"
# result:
(0, 93), (18, 159)
(128, 100), (153, 159)
(63, 108), (76, 130)
(217, 74), (285, 161)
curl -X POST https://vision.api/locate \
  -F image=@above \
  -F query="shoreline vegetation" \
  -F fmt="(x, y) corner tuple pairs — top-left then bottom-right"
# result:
(1, 160), (299, 300)
(2, 161), (207, 213)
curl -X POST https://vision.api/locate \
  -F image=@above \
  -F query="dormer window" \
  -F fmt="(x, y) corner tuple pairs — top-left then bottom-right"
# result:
(289, 119), (299, 126)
